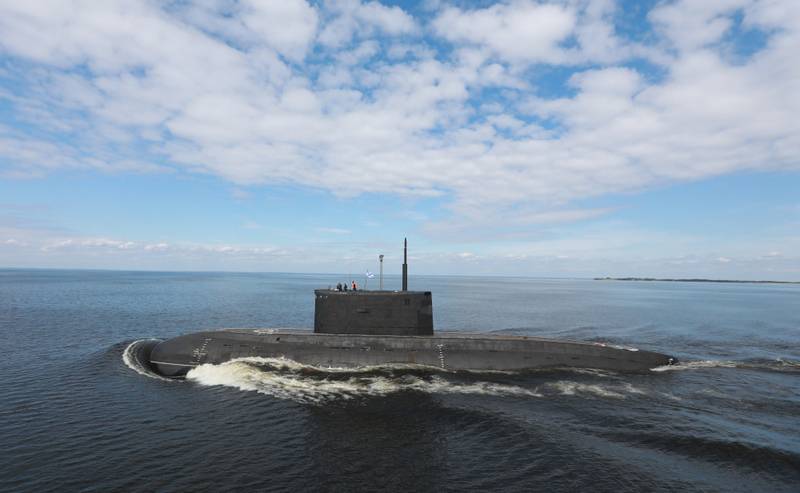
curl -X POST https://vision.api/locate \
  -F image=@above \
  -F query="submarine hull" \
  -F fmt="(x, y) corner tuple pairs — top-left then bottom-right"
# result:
(148, 328), (675, 377)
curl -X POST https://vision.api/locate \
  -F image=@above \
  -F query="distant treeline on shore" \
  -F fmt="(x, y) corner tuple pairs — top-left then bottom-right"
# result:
(595, 277), (800, 285)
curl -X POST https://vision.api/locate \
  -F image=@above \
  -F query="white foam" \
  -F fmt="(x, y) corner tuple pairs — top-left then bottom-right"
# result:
(619, 382), (647, 395)
(546, 381), (628, 398)
(252, 329), (277, 335)
(564, 368), (617, 378)
(122, 339), (173, 382)
(651, 360), (738, 372)
(776, 358), (800, 369)
(591, 342), (640, 351)
(232, 356), (442, 374)
(185, 357), (542, 404)
(544, 380), (651, 399)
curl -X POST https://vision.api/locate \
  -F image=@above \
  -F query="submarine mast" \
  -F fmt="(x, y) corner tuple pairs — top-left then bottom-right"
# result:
(402, 237), (408, 291)
(379, 254), (384, 290)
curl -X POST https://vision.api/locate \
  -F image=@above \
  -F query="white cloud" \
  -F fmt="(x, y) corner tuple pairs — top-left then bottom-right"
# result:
(649, 0), (750, 53)
(318, 0), (416, 48)
(358, 1), (416, 34)
(433, 1), (575, 63)
(316, 227), (351, 235)
(421, 207), (615, 242)
(0, 0), (797, 243)
(2, 219), (800, 278)
(80, 238), (137, 249)
(239, 0), (319, 60)
(144, 242), (170, 252)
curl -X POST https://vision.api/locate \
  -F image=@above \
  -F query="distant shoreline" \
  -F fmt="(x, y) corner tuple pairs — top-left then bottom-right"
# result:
(595, 277), (800, 285)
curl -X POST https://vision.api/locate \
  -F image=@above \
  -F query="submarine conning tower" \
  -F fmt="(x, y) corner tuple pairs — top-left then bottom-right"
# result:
(314, 238), (434, 336)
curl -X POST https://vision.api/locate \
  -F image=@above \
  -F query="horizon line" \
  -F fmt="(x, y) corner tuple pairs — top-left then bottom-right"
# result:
(1, 266), (798, 284)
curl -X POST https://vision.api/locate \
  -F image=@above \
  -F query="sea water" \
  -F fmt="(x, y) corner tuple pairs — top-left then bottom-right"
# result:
(1, 269), (798, 492)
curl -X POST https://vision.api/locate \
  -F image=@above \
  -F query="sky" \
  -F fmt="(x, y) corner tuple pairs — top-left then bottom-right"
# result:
(0, 0), (798, 279)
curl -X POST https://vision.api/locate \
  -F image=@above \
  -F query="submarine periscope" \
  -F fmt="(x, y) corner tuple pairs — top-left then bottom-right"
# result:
(142, 239), (676, 378)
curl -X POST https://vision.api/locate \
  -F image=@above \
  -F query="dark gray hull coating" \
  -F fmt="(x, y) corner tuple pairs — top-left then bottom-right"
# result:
(148, 329), (674, 377)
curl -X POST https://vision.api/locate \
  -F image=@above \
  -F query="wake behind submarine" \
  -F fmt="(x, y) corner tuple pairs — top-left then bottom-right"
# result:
(141, 239), (676, 378)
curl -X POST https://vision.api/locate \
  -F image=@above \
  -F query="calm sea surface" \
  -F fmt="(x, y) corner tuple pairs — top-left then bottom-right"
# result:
(1, 269), (799, 492)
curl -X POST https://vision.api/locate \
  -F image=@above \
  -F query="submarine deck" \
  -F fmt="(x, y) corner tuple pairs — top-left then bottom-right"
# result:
(148, 327), (674, 377)
(220, 327), (634, 347)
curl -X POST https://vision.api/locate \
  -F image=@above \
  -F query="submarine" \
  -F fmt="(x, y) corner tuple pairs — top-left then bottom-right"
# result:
(140, 239), (676, 378)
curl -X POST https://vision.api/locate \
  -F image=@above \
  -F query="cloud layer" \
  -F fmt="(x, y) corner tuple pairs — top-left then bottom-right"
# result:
(0, 0), (798, 268)
(0, 0), (800, 207)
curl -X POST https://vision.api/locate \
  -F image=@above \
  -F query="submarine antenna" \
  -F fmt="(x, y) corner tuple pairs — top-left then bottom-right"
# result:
(402, 238), (408, 291)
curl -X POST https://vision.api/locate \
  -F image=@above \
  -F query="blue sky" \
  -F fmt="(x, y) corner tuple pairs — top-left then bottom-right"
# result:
(0, 0), (798, 279)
